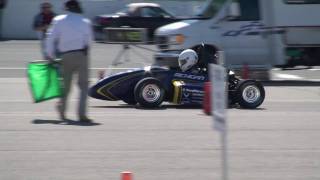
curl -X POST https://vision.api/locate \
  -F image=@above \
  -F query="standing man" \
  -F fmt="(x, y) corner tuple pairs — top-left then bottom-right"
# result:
(33, 2), (56, 58)
(46, 0), (93, 122)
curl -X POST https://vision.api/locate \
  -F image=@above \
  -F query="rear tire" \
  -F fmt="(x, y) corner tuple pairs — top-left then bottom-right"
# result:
(134, 78), (165, 108)
(236, 80), (265, 109)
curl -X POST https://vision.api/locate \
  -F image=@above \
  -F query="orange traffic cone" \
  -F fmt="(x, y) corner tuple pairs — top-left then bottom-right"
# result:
(203, 82), (212, 115)
(121, 171), (133, 180)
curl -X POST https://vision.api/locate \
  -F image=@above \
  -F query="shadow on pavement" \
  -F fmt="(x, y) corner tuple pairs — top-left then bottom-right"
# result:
(137, 104), (202, 110)
(91, 104), (202, 110)
(91, 104), (268, 111)
(32, 119), (101, 126)
(235, 107), (267, 111)
(91, 104), (134, 109)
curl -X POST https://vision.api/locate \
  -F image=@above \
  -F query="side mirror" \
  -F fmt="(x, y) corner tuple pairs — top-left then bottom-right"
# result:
(226, 2), (241, 20)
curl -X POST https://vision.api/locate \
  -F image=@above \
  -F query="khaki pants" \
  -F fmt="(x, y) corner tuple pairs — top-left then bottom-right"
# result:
(60, 51), (89, 118)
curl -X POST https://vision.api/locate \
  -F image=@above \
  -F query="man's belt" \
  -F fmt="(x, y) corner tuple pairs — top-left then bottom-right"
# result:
(61, 48), (86, 54)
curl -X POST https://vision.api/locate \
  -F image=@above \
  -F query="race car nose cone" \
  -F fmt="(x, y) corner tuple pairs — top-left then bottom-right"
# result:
(88, 85), (100, 99)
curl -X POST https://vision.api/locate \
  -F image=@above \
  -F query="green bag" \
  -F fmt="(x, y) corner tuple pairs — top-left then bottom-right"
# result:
(27, 61), (63, 103)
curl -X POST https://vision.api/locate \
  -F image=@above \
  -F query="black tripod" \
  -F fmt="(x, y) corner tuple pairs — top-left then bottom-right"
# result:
(103, 44), (157, 76)
(110, 44), (153, 66)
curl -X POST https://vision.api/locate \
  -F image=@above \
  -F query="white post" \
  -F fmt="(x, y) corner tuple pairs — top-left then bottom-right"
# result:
(209, 51), (229, 180)
(221, 127), (229, 180)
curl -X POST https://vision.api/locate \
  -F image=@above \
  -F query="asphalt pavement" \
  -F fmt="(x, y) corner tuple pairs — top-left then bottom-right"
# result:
(0, 40), (320, 180)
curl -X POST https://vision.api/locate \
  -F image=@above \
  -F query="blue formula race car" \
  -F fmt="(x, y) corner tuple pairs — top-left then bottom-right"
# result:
(88, 65), (265, 109)
(89, 46), (265, 109)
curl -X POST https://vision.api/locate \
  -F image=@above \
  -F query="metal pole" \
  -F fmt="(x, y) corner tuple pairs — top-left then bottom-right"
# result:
(221, 50), (229, 180)
(211, 51), (229, 180)
(221, 128), (229, 180)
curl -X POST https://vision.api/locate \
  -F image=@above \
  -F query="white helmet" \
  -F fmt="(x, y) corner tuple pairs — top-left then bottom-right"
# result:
(178, 49), (198, 72)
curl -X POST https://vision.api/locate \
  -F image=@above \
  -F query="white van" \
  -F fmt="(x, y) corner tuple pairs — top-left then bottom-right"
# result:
(154, 0), (320, 76)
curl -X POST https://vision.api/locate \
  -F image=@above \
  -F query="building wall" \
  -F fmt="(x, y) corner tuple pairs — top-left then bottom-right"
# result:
(0, 0), (204, 39)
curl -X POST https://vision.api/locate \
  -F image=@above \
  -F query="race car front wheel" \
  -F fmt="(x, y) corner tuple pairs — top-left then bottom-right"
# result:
(236, 80), (265, 109)
(134, 77), (165, 108)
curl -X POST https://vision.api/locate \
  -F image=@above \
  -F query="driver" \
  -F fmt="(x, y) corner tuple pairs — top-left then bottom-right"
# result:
(178, 49), (199, 74)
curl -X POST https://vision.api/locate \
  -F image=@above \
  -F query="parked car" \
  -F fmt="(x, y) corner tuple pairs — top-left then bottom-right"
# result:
(93, 3), (189, 41)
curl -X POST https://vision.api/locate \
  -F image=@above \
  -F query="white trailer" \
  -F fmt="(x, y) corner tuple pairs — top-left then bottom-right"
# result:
(261, 0), (320, 67)
(154, 0), (320, 78)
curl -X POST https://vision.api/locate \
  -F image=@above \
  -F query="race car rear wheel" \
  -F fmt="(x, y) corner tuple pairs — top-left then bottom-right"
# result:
(134, 78), (165, 108)
(236, 80), (265, 109)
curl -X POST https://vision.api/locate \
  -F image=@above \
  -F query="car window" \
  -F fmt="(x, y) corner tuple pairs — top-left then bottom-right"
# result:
(140, 7), (162, 17)
(151, 7), (174, 18)
(237, 0), (260, 21)
(116, 7), (129, 16)
(197, 0), (227, 18)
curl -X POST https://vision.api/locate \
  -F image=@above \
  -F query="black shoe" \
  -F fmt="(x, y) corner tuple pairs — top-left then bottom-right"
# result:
(79, 116), (93, 123)
(56, 104), (67, 121)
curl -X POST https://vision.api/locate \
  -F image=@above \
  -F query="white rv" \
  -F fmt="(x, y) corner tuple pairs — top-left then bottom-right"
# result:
(154, 0), (320, 75)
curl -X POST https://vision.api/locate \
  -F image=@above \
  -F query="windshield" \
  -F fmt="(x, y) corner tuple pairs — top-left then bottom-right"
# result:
(116, 8), (129, 16)
(197, 0), (228, 18)
(152, 7), (174, 18)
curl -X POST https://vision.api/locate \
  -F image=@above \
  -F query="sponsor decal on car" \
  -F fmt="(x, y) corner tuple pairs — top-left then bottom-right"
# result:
(181, 88), (204, 104)
(174, 73), (205, 81)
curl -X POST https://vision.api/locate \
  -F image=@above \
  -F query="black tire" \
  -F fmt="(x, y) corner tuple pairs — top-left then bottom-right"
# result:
(236, 80), (265, 109)
(134, 77), (165, 108)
